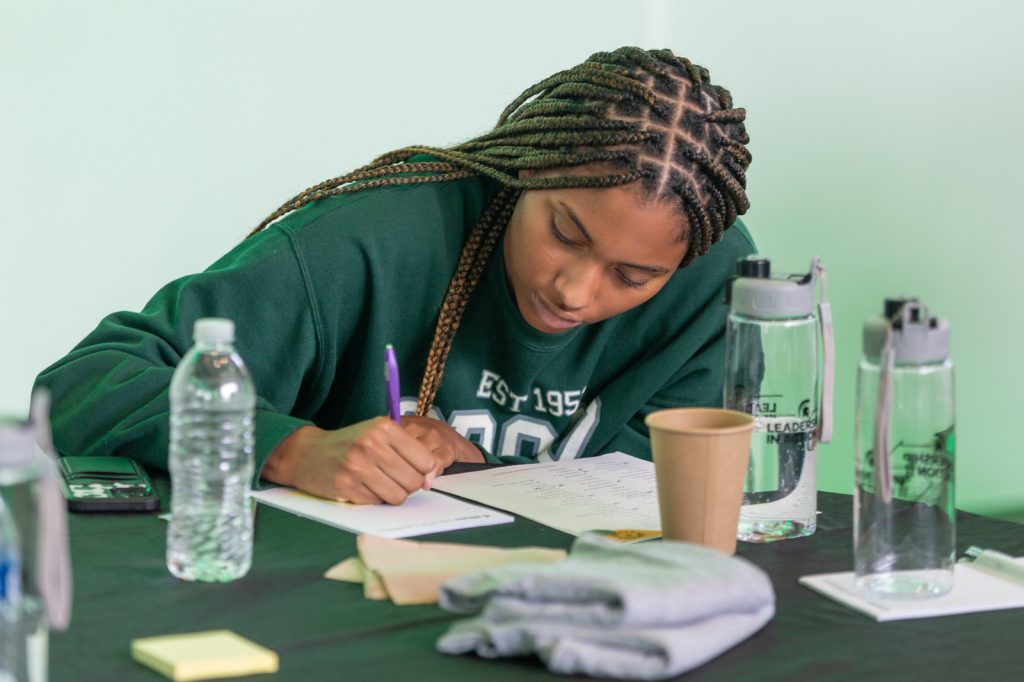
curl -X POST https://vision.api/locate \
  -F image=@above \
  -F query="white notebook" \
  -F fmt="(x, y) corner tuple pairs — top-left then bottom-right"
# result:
(800, 558), (1024, 622)
(252, 487), (513, 538)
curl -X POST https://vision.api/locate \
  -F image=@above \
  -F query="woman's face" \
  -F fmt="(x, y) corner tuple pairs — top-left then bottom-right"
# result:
(503, 181), (688, 334)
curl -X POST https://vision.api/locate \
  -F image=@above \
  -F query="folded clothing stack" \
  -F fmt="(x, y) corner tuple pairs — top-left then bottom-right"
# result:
(437, 533), (775, 680)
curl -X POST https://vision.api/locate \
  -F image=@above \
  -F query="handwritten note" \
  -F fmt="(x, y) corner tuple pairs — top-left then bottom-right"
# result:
(432, 452), (661, 536)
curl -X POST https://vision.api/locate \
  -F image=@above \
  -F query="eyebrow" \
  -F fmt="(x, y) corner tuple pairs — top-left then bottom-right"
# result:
(558, 201), (672, 276)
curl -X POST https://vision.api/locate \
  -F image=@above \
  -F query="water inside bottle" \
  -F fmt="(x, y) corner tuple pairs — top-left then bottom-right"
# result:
(738, 418), (817, 542)
(167, 407), (254, 583)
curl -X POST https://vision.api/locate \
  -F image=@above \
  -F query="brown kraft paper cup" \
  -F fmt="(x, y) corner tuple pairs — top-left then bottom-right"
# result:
(644, 408), (755, 555)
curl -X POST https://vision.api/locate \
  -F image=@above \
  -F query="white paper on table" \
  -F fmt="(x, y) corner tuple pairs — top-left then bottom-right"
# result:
(800, 558), (1024, 622)
(431, 451), (661, 537)
(251, 487), (513, 539)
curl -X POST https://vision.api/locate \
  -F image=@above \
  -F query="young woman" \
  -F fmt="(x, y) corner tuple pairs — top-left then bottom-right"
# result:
(37, 47), (755, 505)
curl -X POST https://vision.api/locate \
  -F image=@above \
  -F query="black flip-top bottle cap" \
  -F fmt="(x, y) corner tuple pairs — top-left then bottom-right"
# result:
(729, 257), (816, 318)
(864, 296), (950, 363)
(884, 297), (918, 320)
(735, 256), (770, 279)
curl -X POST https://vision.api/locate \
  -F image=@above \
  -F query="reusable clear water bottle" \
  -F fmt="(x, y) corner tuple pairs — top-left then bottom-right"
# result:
(0, 492), (23, 682)
(167, 318), (256, 582)
(854, 298), (955, 598)
(0, 390), (72, 682)
(724, 257), (834, 542)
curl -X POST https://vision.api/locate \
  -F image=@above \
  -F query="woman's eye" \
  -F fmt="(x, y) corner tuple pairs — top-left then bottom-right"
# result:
(616, 271), (647, 290)
(549, 217), (575, 246)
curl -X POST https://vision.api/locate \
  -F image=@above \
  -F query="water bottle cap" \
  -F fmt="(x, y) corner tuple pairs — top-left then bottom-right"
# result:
(193, 318), (235, 344)
(729, 257), (816, 318)
(884, 296), (916, 319)
(0, 420), (38, 469)
(735, 256), (771, 279)
(863, 298), (951, 364)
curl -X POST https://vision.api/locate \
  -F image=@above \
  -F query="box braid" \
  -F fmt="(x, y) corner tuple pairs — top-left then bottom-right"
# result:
(248, 47), (751, 417)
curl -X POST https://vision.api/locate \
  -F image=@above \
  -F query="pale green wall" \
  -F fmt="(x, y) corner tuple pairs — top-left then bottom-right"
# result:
(3, 1), (1022, 517)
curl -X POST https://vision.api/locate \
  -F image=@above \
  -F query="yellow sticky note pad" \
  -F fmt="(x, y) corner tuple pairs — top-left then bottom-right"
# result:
(131, 630), (279, 681)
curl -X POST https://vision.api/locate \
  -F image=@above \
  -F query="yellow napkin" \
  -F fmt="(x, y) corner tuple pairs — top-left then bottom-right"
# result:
(325, 535), (567, 605)
(131, 630), (278, 682)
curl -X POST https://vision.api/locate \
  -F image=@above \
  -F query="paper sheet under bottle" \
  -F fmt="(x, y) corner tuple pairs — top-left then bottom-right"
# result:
(800, 557), (1024, 622)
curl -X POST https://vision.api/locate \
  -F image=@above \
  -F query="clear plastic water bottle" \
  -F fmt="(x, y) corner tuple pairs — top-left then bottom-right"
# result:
(0, 492), (24, 682)
(167, 318), (256, 582)
(854, 298), (955, 599)
(0, 389), (71, 682)
(724, 256), (834, 542)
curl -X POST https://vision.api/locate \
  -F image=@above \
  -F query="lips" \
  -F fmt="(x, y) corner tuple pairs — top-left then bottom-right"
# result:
(531, 291), (582, 332)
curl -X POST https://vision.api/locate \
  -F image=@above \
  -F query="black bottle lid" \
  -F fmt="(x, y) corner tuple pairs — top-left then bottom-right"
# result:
(736, 256), (770, 279)
(865, 296), (950, 363)
(884, 297), (917, 320)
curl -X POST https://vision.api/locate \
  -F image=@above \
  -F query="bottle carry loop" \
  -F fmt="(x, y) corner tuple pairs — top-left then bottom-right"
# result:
(874, 323), (895, 504)
(813, 258), (834, 445)
(874, 303), (925, 504)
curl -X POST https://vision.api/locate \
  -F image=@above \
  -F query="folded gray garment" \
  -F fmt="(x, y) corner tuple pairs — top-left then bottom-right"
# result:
(436, 534), (775, 680)
(439, 604), (774, 680)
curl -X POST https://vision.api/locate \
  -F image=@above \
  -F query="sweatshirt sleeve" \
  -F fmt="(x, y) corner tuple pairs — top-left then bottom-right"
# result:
(34, 225), (323, 482)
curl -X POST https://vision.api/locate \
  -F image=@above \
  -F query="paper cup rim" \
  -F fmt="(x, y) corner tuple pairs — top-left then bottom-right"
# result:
(644, 407), (755, 435)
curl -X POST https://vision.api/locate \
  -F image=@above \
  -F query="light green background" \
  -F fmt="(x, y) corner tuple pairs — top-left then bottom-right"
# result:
(3, 1), (1021, 518)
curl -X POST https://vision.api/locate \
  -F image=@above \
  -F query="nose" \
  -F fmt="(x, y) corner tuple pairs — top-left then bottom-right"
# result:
(554, 260), (601, 311)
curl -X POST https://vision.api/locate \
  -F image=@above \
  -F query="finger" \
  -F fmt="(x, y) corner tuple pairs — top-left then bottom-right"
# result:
(400, 420), (427, 439)
(341, 434), (426, 499)
(361, 463), (417, 505)
(421, 430), (446, 454)
(341, 480), (384, 506)
(422, 467), (440, 491)
(398, 419), (447, 455)
(315, 464), (384, 505)
(378, 420), (441, 475)
(352, 439), (431, 496)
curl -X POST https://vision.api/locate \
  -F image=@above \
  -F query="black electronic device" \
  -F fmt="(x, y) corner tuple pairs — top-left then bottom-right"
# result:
(56, 456), (160, 512)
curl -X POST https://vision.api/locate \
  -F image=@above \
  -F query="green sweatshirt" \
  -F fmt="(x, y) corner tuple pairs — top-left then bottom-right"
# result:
(36, 173), (754, 477)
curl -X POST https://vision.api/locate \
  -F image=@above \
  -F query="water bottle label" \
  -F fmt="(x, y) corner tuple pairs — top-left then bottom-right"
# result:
(0, 557), (20, 604)
(741, 414), (817, 523)
(757, 414), (817, 432)
(860, 427), (954, 503)
(742, 448), (817, 519)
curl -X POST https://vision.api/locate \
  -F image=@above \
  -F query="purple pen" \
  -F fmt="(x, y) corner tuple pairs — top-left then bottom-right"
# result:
(384, 344), (402, 423)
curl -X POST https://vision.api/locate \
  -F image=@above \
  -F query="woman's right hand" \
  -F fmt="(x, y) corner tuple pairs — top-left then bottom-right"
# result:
(261, 418), (442, 505)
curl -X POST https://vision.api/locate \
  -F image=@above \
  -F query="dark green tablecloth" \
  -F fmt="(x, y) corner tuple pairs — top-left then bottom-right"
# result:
(53, 474), (1024, 682)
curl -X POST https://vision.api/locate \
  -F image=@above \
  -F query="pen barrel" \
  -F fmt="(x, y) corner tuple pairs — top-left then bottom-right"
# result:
(385, 346), (402, 423)
(975, 551), (1024, 580)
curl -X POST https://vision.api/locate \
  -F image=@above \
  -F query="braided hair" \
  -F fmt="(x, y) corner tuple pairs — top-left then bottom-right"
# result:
(249, 47), (751, 416)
